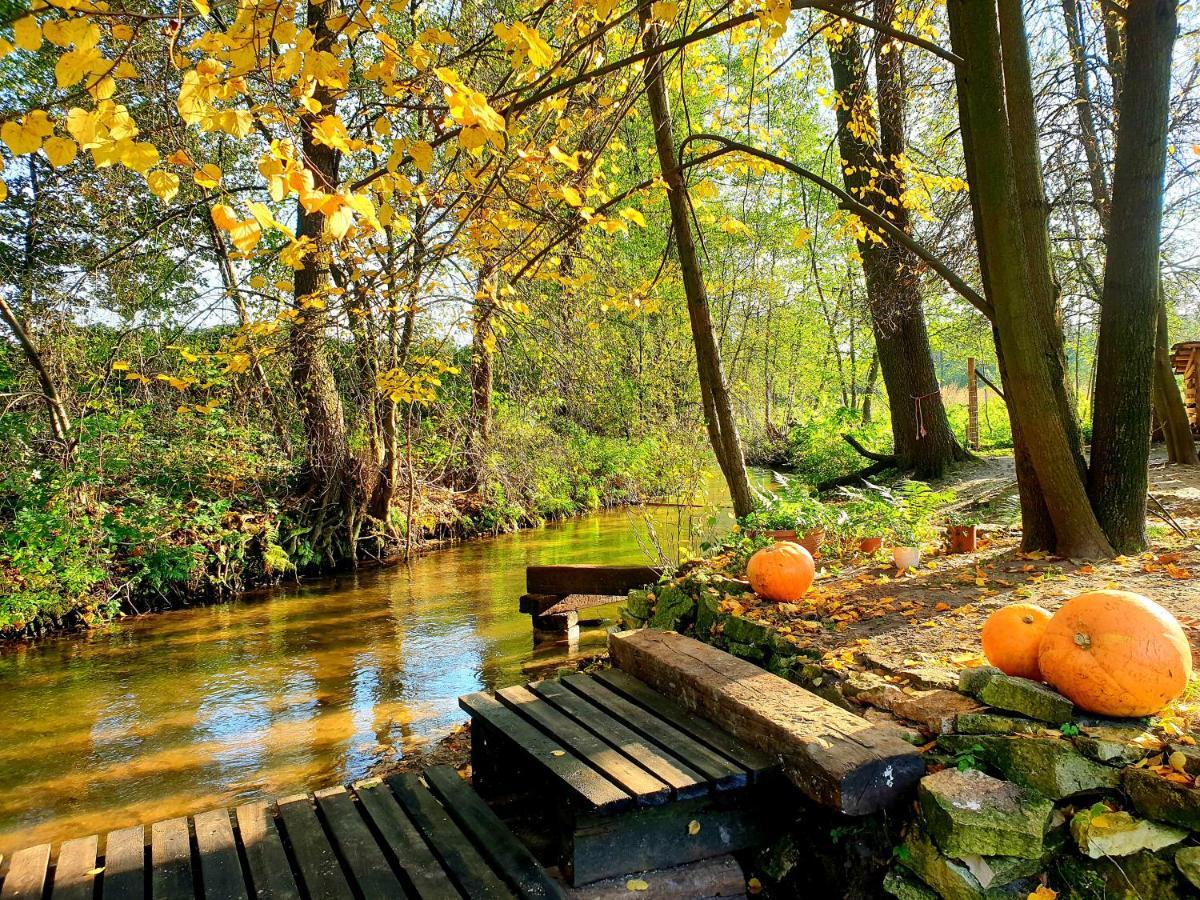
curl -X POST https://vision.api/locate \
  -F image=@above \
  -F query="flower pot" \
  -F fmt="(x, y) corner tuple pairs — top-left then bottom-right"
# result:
(746, 529), (798, 543)
(892, 546), (921, 571)
(947, 524), (978, 554)
(799, 528), (825, 556)
(859, 536), (883, 554)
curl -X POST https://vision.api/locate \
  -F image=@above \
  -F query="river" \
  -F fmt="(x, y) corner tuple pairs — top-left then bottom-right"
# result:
(0, 471), (764, 854)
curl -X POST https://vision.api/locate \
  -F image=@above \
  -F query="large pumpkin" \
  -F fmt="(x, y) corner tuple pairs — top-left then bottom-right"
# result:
(1038, 590), (1193, 717)
(747, 542), (815, 603)
(981, 603), (1051, 680)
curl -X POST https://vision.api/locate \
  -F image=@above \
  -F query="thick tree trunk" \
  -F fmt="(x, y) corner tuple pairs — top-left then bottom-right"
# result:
(827, 22), (967, 479)
(946, 0), (1111, 557)
(290, 0), (360, 561)
(1153, 298), (1197, 465)
(639, 0), (754, 518)
(1088, 0), (1177, 552)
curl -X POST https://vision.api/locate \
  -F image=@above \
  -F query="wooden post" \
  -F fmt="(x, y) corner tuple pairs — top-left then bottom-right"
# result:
(967, 357), (981, 450)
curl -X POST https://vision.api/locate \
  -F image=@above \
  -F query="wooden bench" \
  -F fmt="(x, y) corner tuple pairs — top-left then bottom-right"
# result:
(0, 767), (563, 899)
(460, 671), (785, 885)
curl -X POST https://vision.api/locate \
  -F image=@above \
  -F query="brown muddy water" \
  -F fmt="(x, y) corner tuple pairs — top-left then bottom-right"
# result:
(0, 477), (761, 854)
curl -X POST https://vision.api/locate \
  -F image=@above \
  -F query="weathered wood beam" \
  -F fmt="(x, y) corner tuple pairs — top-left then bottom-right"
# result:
(608, 630), (924, 815)
(526, 565), (662, 597)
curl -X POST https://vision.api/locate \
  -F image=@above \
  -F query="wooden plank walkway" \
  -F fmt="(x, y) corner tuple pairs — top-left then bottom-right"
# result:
(460, 671), (785, 885)
(0, 767), (563, 900)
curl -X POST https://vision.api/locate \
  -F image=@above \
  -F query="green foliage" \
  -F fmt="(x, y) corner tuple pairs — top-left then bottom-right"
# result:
(782, 408), (893, 487)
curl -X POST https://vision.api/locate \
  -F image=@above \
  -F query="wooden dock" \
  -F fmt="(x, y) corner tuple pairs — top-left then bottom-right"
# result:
(521, 565), (661, 631)
(0, 768), (563, 899)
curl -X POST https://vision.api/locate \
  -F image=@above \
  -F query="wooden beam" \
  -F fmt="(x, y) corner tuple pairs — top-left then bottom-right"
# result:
(608, 630), (924, 815)
(526, 565), (661, 596)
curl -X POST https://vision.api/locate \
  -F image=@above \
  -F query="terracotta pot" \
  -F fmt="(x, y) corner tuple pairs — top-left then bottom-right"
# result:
(947, 524), (978, 554)
(745, 529), (798, 543)
(859, 536), (883, 554)
(799, 528), (825, 556)
(892, 546), (921, 571)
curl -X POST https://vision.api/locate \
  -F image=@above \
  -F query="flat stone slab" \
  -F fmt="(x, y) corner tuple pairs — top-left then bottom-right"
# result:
(893, 691), (983, 735)
(938, 735), (1120, 800)
(898, 826), (1039, 900)
(883, 867), (939, 900)
(1176, 846), (1200, 890)
(955, 712), (1047, 736)
(1071, 724), (1153, 767)
(609, 629), (924, 815)
(1124, 766), (1200, 830)
(919, 769), (1052, 859)
(1070, 808), (1188, 859)
(959, 667), (1073, 725)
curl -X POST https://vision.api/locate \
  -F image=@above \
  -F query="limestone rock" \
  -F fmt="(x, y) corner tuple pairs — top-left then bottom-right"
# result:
(843, 670), (906, 711)
(1071, 724), (1152, 767)
(882, 867), (939, 900)
(1124, 766), (1200, 830)
(955, 712), (1048, 736)
(1056, 849), (1185, 900)
(898, 826), (1038, 900)
(694, 591), (724, 639)
(959, 666), (1073, 725)
(722, 614), (771, 647)
(893, 690), (983, 735)
(919, 768), (1052, 859)
(1070, 808), (1187, 859)
(725, 639), (765, 664)
(1176, 846), (1200, 890)
(621, 589), (653, 627)
(937, 734), (1120, 800)
(646, 585), (696, 631)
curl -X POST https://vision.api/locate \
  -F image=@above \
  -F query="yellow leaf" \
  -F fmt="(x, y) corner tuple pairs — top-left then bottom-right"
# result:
(111, 361), (130, 371)
(211, 204), (239, 230)
(621, 207), (646, 227)
(651, 1), (678, 22)
(625, 879), (648, 892)
(167, 149), (193, 166)
(549, 144), (580, 172)
(1027, 887), (1056, 900)
(748, 877), (763, 895)
(561, 185), (582, 207)
(2, 119), (42, 156)
(249, 275), (267, 289)
(0, 179), (7, 203)
(147, 170), (180, 203)
(410, 140), (434, 173)
(13, 15), (42, 51)
(687, 820), (700, 836)
(119, 140), (159, 173)
(42, 136), (77, 167)
(192, 0), (210, 15)
(793, 227), (813, 249)
(194, 164), (222, 188)
(229, 219), (262, 252)
(1169, 750), (1189, 773)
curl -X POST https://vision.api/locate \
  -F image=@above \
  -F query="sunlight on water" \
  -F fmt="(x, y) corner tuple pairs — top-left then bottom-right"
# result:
(0, 472), (764, 853)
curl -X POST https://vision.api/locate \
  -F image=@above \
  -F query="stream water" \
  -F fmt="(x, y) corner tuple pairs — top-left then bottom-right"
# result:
(0, 471), (764, 854)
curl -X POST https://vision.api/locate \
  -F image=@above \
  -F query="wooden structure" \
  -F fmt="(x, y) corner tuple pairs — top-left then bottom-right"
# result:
(521, 565), (661, 631)
(966, 357), (981, 450)
(460, 670), (782, 885)
(1170, 341), (1200, 434)
(0, 768), (564, 899)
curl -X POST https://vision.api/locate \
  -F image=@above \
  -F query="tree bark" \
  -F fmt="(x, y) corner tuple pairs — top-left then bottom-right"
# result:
(946, 0), (1112, 557)
(1153, 297), (1197, 464)
(1088, 0), (1177, 551)
(827, 19), (967, 479)
(468, 267), (495, 490)
(639, 0), (754, 518)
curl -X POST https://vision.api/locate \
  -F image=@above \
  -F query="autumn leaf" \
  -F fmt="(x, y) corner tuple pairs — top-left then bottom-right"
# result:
(625, 879), (649, 892)
(194, 164), (223, 188)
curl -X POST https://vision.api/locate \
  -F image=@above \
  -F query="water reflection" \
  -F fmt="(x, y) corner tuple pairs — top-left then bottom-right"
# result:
(0, 483), (750, 853)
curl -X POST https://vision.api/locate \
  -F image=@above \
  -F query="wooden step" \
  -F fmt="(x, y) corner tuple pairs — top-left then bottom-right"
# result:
(608, 628), (925, 815)
(525, 566), (661, 596)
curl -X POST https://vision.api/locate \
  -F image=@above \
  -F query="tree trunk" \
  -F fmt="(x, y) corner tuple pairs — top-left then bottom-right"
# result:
(1088, 0), (1177, 551)
(290, 0), (360, 562)
(639, 0), (754, 518)
(827, 20), (967, 479)
(1153, 297), (1197, 465)
(861, 352), (878, 425)
(946, 0), (1111, 557)
(467, 267), (495, 490)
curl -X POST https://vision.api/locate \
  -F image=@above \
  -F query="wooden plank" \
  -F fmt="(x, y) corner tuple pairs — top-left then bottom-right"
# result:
(386, 774), (515, 899)
(526, 566), (660, 597)
(52, 835), (99, 900)
(608, 629), (924, 815)
(530, 679), (708, 797)
(561, 674), (749, 790)
(422, 766), (565, 900)
(193, 809), (249, 900)
(150, 818), (193, 900)
(519, 594), (562, 616)
(0, 844), (50, 900)
(312, 787), (408, 898)
(233, 802), (300, 900)
(591, 670), (776, 775)
(274, 795), (353, 900)
(459, 692), (631, 813)
(496, 686), (671, 804)
(353, 780), (460, 900)
(102, 825), (146, 900)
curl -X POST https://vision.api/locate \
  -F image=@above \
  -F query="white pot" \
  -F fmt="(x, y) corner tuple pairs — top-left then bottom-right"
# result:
(892, 546), (921, 570)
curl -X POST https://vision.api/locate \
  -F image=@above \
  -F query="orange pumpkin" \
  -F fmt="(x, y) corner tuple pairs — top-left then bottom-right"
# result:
(747, 542), (815, 603)
(981, 603), (1052, 680)
(1038, 590), (1193, 717)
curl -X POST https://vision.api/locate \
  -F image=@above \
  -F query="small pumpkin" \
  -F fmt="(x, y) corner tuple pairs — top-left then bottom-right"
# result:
(747, 542), (815, 603)
(1038, 590), (1193, 717)
(980, 603), (1051, 680)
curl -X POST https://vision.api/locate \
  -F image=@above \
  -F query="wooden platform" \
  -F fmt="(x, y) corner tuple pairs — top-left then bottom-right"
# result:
(460, 670), (784, 885)
(521, 565), (662, 631)
(0, 767), (564, 899)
